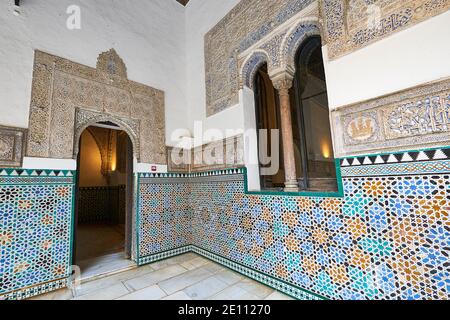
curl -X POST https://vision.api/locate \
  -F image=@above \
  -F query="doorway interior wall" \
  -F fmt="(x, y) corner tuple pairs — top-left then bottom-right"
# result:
(74, 123), (135, 279)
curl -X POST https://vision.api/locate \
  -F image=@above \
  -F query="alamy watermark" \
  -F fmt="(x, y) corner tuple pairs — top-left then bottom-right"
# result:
(66, 5), (81, 30)
(170, 121), (280, 176)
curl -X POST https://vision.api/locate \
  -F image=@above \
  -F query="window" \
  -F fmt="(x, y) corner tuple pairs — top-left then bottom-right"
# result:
(254, 37), (337, 192)
(290, 36), (337, 191)
(253, 63), (285, 190)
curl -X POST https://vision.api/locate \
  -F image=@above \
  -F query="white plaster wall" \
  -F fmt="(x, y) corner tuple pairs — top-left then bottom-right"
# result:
(0, 0), (187, 146)
(323, 10), (450, 109)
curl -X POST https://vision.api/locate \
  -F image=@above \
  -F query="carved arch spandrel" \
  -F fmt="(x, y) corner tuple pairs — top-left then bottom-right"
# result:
(279, 20), (322, 73)
(27, 50), (166, 165)
(238, 20), (323, 92)
(74, 108), (141, 161)
(239, 50), (271, 89)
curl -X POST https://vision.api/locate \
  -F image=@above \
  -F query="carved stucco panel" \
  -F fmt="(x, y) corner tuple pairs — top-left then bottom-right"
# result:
(321, 0), (450, 60)
(0, 126), (27, 168)
(332, 77), (450, 157)
(28, 60), (54, 158)
(50, 99), (76, 159)
(74, 108), (141, 160)
(27, 50), (166, 165)
(383, 92), (450, 140)
(205, 0), (316, 116)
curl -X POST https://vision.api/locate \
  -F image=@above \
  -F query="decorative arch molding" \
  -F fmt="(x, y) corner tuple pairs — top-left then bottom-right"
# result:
(240, 50), (271, 89)
(205, 0), (319, 116)
(74, 109), (140, 161)
(238, 20), (323, 92)
(27, 50), (166, 164)
(280, 21), (322, 73)
(239, 16), (323, 93)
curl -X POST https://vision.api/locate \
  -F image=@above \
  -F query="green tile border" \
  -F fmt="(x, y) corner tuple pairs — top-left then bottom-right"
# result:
(0, 278), (68, 301)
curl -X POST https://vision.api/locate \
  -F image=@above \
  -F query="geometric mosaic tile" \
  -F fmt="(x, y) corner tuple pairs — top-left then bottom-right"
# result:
(0, 170), (74, 300)
(137, 149), (450, 300)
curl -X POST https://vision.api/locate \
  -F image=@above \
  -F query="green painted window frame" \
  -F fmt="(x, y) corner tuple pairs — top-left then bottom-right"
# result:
(243, 158), (344, 198)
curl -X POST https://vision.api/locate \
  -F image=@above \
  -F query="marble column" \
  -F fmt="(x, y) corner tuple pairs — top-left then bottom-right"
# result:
(272, 73), (299, 192)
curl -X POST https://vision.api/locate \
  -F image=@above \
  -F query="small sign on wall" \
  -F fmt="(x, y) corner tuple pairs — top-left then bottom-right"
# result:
(134, 163), (168, 174)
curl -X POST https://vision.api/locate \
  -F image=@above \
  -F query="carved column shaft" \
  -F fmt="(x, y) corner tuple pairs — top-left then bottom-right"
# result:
(273, 75), (299, 192)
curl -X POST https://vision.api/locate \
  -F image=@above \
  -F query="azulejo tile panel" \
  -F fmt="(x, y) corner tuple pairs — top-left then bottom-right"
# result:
(136, 179), (192, 263)
(137, 148), (450, 300)
(0, 169), (74, 300)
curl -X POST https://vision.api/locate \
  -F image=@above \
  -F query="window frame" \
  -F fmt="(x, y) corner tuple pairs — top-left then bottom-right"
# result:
(251, 37), (341, 196)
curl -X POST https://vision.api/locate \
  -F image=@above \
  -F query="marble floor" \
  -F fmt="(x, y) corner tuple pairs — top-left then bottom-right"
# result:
(76, 224), (125, 261)
(30, 253), (294, 301)
(76, 224), (132, 280)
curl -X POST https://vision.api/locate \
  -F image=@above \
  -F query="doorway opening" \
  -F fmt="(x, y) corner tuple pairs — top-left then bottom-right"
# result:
(74, 123), (135, 279)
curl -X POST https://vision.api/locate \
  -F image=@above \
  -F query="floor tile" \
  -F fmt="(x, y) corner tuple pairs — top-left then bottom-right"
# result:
(180, 256), (210, 270)
(150, 254), (197, 270)
(78, 252), (136, 281)
(183, 276), (229, 300)
(75, 264), (154, 296)
(123, 265), (187, 291)
(76, 224), (125, 261)
(28, 253), (281, 301)
(73, 283), (130, 300)
(162, 291), (193, 300)
(158, 266), (214, 295)
(209, 284), (261, 300)
(116, 285), (167, 300)
(201, 262), (225, 274)
(235, 278), (274, 299)
(213, 269), (243, 286)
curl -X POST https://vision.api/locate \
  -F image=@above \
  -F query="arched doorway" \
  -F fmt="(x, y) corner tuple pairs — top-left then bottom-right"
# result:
(73, 122), (135, 279)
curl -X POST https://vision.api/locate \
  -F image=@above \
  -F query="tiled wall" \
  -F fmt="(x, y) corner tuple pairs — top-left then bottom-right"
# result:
(137, 147), (450, 300)
(136, 177), (192, 264)
(0, 169), (75, 300)
(78, 186), (126, 224)
(1, 148), (448, 300)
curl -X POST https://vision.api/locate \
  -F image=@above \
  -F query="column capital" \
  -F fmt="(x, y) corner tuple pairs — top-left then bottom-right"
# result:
(270, 70), (295, 92)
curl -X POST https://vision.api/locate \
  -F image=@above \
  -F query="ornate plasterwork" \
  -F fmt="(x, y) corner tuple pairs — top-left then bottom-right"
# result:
(321, 0), (450, 60)
(96, 49), (127, 79)
(205, 0), (317, 116)
(166, 135), (245, 173)
(27, 50), (166, 164)
(191, 135), (244, 172)
(0, 125), (27, 168)
(239, 19), (321, 90)
(74, 109), (140, 161)
(332, 77), (450, 157)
